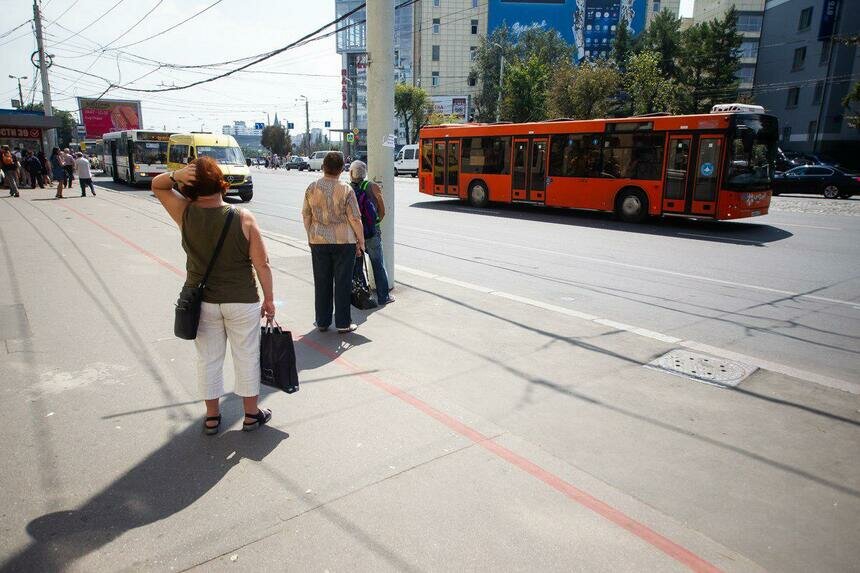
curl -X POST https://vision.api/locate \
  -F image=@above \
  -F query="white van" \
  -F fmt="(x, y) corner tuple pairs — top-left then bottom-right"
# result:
(394, 144), (418, 177)
(308, 150), (342, 171)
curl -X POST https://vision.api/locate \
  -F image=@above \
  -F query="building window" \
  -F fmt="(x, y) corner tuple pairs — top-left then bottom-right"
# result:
(469, 46), (477, 61)
(736, 14), (762, 33)
(432, 18), (440, 34)
(472, 0), (478, 7)
(431, 71), (440, 87)
(820, 40), (831, 65)
(798, 7), (813, 30)
(432, 45), (440, 61)
(653, 1), (661, 12)
(782, 126), (792, 142)
(471, 19), (478, 34)
(807, 121), (817, 143)
(792, 46), (806, 70)
(736, 66), (755, 85)
(468, 75), (477, 87)
(786, 87), (800, 108)
(737, 40), (758, 59)
(433, 0), (440, 6)
(812, 81), (824, 104)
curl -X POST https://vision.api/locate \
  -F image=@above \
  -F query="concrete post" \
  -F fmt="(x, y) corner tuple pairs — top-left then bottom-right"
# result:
(366, 0), (395, 285)
(33, 0), (55, 150)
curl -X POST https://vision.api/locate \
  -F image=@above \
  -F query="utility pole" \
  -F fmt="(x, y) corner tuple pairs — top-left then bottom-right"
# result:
(366, 0), (395, 284)
(8, 76), (27, 106)
(299, 95), (310, 156)
(33, 0), (55, 150)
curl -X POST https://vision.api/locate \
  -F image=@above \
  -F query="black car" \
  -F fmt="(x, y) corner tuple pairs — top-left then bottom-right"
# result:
(285, 156), (309, 171)
(772, 165), (860, 199)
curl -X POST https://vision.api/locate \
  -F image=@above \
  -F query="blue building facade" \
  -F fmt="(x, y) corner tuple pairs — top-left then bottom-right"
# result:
(487, 0), (647, 60)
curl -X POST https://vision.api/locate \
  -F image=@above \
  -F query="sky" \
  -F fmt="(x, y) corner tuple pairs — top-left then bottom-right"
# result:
(0, 0), (345, 134)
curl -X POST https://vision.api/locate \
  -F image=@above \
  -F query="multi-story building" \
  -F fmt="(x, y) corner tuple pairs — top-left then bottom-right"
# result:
(646, 0), (681, 26)
(693, 0), (765, 90)
(335, 0), (414, 154)
(754, 0), (859, 165)
(221, 121), (264, 151)
(412, 0), (487, 121)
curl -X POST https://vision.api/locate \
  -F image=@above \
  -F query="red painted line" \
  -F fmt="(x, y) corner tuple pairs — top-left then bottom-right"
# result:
(297, 337), (722, 573)
(65, 201), (722, 573)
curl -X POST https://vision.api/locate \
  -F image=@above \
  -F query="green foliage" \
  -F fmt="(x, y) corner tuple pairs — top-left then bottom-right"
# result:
(625, 51), (681, 115)
(635, 9), (681, 78)
(470, 25), (515, 122)
(843, 82), (860, 128)
(515, 27), (574, 67)
(500, 56), (550, 122)
(394, 83), (430, 143)
(261, 124), (291, 156)
(547, 60), (622, 119)
(22, 103), (76, 147)
(612, 17), (633, 75)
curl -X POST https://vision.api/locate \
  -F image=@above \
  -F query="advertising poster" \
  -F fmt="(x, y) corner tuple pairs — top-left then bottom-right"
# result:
(77, 98), (143, 138)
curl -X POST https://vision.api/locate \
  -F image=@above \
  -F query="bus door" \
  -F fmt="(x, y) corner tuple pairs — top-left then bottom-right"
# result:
(110, 140), (118, 180)
(432, 139), (460, 196)
(512, 138), (547, 203)
(662, 134), (723, 217)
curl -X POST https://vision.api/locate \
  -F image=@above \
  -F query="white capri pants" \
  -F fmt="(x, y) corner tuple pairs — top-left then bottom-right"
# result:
(195, 301), (261, 400)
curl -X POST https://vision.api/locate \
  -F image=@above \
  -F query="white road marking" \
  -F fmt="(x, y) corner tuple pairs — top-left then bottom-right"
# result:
(400, 225), (860, 308)
(676, 232), (764, 244)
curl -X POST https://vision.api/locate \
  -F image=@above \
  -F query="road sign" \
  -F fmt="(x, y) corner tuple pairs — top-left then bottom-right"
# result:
(287, 122), (295, 129)
(11, 99), (21, 109)
(346, 133), (355, 143)
(76, 124), (86, 137)
(352, 128), (359, 136)
(254, 122), (265, 130)
(324, 121), (331, 128)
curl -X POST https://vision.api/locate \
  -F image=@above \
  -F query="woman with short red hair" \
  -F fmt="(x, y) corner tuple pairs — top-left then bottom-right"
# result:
(151, 156), (276, 434)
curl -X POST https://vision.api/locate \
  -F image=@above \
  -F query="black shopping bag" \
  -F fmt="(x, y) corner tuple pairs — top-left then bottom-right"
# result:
(260, 321), (299, 394)
(351, 255), (378, 310)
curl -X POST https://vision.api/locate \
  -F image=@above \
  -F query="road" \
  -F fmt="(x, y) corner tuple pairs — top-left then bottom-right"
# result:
(226, 168), (860, 387)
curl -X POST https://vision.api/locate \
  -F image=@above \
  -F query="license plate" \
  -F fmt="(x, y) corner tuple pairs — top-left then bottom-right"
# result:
(751, 210), (761, 216)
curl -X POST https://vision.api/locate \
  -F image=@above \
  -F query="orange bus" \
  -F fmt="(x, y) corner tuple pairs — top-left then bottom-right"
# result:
(418, 105), (778, 222)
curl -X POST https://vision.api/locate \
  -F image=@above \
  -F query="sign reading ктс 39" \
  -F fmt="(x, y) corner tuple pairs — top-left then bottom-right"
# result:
(77, 97), (143, 138)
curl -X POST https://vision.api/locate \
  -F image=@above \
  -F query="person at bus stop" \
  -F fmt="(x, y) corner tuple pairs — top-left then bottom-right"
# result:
(349, 160), (394, 306)
(24, 150), (44, 189)
(1, 145), (20, 197)
(302, 151), (365, 333)
(50, 147), (66, 199)
(62, 148), (76, 187)
(151, 156), (277, 434)
(75, 152), (95, 197)
(37, 150), (50, 185)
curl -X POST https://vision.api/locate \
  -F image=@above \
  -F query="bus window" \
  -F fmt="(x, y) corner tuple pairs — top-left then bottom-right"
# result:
(447, 142), (459, 186)
(602, 133), (665, 180)
(421, 140), (433, 172)
(530, 140), (547, 191)
(134, 141), (168, 165)
(462, 136), (511, 174)
(665, 139), (691, 199)
(433, 142), (445, 186)
(694, 138), (722, 201)
(512, 141), (527, 189)
(549, 134), (602, 177)
(169, 145), (189, 164)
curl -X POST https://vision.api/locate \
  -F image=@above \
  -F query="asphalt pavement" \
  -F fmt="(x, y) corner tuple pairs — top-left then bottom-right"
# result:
(1, 171), (858, 572)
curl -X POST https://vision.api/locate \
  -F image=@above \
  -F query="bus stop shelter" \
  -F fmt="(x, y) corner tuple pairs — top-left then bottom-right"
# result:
(0, 109), (62, 154)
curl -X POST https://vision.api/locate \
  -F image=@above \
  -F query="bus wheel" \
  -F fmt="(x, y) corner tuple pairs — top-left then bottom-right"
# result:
(468, 181), (489, 208)
(823, 185), (840, 199)
(616, 189), (648, 223)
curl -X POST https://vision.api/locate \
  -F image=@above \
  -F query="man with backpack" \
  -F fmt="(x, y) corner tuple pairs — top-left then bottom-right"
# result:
(1, 145), (20, 197)
(349, 160), (394, 305)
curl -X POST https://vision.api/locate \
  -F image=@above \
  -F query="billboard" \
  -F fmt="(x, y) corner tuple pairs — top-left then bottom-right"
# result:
(487, 0), (646, 61)
(77, 98), (143, 138)
(430, 96), (470, 122)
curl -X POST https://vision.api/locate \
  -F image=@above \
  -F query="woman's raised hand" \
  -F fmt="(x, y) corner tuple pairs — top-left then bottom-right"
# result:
(174, 164), (197, 187)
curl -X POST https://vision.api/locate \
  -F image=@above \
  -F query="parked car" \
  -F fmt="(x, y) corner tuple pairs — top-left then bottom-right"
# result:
(394, 144), (418, 177)
(776, 149), (843, 172)
(772, 165), (860, 198)
(285, 156), (309, 171)
(307, 150), (343, 171)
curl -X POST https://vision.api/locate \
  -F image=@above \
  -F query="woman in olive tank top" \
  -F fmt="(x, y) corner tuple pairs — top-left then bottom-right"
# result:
(152, 157), (276, 435)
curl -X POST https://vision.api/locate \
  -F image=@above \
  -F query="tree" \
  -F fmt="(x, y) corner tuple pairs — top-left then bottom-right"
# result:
(261, 124), (291, 156)
(515, 27), (574, 68)
(636, 9), (682, 78)
(612, 17), (633, 75)
(625, 51), (680, 115)
(470, 25), (515, 122)
(22, 103), (76, 147)
(843, 82), (860, 128)
(500, 56), (550, 122)
(394, 83), (430, 143)
(547, 60), (622, 119)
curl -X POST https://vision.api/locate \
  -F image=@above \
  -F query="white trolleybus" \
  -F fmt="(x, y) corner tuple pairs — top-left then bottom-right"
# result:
(103, 130), (172, 185)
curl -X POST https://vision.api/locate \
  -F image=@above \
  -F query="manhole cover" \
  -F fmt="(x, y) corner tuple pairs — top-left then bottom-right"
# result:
(646, 349), (756, 388)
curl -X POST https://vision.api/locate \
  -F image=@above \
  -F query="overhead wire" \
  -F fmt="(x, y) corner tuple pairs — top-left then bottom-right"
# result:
(108, 0), (224, 51)
(48, 0), (128, 49)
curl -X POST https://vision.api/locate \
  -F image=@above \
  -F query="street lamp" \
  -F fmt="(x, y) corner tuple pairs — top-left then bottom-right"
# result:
(492, 43), (505, 123)
(8, 75), (27, 108)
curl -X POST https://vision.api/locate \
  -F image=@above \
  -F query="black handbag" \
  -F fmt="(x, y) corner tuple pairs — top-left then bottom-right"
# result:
(260, 321), (300, 393)
(173, 208), (235, 340)
(351, 254), (377, 310)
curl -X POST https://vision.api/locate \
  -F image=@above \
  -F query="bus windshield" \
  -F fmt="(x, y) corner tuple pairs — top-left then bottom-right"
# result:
(133, 141), (168, 165)
(725, 115), (778, 190)
(197, 146), (245, 165)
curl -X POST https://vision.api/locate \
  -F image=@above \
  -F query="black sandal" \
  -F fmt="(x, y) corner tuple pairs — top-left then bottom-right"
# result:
(203, 414), (221, 435)
(242, 408), (272, 432)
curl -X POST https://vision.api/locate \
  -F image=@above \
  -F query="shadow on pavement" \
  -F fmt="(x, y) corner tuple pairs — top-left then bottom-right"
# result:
(410, 199), (794, 245)
(0, 424), (289, 573)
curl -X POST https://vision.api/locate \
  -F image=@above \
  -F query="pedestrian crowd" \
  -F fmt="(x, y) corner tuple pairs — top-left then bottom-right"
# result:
(152, 151), (393, 435)
(1, 144), (97, 199)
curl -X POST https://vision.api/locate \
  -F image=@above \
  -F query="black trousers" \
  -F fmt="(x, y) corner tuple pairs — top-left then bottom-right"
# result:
(28, 169), (43, 188)
(64, 165), (74, 186)
(310, 243), (355, 329)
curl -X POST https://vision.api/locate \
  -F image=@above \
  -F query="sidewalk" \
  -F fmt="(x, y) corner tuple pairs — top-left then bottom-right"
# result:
(1, 186), (858, 572)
